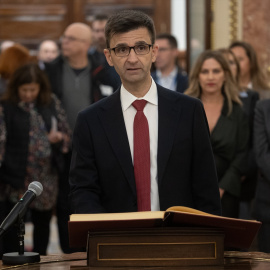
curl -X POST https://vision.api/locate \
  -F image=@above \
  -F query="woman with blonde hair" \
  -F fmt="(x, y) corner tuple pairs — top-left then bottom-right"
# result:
(185, 50), (249, 218)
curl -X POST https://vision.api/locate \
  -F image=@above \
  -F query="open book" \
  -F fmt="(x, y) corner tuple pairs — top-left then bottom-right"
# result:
(69, 206), (261, 249)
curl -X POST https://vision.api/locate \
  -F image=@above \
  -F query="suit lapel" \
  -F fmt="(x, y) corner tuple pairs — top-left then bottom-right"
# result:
(157, 87), (182, 186)
(97, 90), (136, 195)
(96, 87), (182, 194)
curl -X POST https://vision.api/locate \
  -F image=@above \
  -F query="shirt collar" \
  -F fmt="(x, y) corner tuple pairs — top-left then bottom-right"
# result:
(120, 78), (158, 112)
(156, 66), (178, 79)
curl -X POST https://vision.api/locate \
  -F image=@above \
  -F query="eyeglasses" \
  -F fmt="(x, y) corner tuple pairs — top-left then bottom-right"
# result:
(109, 44), (153, 57)
(60, 35), (86, 43)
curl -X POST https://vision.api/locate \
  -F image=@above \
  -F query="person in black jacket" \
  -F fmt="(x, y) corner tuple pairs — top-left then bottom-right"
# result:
(253, 99), (270, 252)
(88, 14), (121, 92)
(69, 10), (221, 216)
(45, 22), (120, 130)
(185, 50), (249, 218)
(0, 63), (71, 257)
(219, 48), (259, 220)
(151, 33), (188, 93)
(44, 22), (120, 253)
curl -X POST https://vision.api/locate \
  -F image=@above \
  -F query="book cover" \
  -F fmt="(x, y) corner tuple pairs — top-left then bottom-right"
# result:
(68, 206), (261, 249)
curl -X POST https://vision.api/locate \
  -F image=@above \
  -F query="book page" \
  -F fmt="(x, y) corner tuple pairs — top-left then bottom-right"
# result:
(166, 206), (215, 216)
(166, 206), (259, 222)
(70, 211), (164, 222)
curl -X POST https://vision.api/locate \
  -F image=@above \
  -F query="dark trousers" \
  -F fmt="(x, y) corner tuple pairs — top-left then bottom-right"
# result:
(57, 151), (81, 253)
(31, 209), (52, 255)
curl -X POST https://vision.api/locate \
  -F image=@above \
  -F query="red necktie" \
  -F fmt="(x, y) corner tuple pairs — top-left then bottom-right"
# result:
(132, 99), (151, 211)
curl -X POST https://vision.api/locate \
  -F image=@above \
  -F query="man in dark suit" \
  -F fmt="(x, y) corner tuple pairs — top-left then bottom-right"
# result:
(69, 10), (221, 215)
(152, 33), (188, 93)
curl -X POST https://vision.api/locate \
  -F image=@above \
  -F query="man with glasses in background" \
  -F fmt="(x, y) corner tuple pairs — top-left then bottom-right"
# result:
(45, 22), (117, 130)
(69, 10), (221, 216)
(152, 33), (188, 93)
(44, 22), (118, 254)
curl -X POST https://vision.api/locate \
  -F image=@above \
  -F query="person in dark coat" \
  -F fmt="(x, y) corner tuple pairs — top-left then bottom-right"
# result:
(69, 10), (221, 216)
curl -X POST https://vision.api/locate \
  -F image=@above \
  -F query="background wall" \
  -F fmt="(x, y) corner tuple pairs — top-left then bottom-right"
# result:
(243, 0), (270, 73)
(211, 0), (270, 76)
(171, 0), (186, 51)
(1, 0), (270, 74)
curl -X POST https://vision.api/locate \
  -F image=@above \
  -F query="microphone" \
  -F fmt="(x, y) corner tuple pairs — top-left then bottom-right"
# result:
(0, 181), (43, 238)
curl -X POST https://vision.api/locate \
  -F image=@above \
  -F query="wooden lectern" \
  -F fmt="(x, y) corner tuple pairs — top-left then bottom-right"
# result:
(68, 206), (261, 268)
(87, 228), (224, 267)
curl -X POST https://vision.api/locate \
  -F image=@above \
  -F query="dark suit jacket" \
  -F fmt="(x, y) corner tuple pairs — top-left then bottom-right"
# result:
(69, 85), (221, 215)
(239, 89), (259, 201)
(253, 99), (270, 221)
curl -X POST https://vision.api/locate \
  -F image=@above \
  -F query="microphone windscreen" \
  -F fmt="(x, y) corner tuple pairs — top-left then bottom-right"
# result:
(28, 181), (43, 196)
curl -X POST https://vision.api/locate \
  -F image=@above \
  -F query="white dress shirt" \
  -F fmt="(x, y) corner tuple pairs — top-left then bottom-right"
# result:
(120, 79), (160, 211)
(156, 67), (178, 91)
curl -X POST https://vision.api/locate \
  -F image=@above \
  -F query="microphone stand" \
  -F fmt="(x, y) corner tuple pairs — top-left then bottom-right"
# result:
(2, 218), (40, 265)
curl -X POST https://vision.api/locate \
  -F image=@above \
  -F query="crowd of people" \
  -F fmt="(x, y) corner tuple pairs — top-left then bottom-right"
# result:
(0, 9), (270, 258)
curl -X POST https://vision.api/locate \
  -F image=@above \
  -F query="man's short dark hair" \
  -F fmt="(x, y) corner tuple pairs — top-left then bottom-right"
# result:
(105, 10), (156, 48)
(156, 33), (178, 49)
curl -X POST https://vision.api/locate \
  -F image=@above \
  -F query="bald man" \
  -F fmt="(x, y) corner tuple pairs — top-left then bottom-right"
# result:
(44, 22), (119, 253)
(45, 22), (119, 129)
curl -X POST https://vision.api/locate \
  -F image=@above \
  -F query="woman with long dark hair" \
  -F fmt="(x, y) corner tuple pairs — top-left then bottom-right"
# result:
(0, 63), (71, 256)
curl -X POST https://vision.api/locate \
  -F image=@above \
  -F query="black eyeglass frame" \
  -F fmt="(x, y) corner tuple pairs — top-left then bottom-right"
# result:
(108, 44), (153, 57)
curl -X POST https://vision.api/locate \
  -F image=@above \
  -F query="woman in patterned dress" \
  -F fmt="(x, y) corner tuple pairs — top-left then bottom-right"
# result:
(0, 63), (71, 256)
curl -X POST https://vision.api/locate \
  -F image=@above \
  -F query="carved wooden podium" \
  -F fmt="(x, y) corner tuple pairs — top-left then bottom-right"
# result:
(68, 207), (261, 268)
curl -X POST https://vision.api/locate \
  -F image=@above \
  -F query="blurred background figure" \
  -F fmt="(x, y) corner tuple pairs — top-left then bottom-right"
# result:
(218, 48), (240, 85)
(185, 50), (249, 218)
(45, 22), (112, 254)
(37, 40), (60, 70)
(45, 22), (100, 130)
(229, 41), (270, 100)
(89, 14), (121, 91)
(253, 98), (270, 253)
(89, 14), (108, 64)
(219, 48), (259, 220)
(45, 22), (119, 130)
(0, 63), (71, 257)
(0, 44), (33, 96)
(0, 40), (15, 53)
(152, 33), (188, 93)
